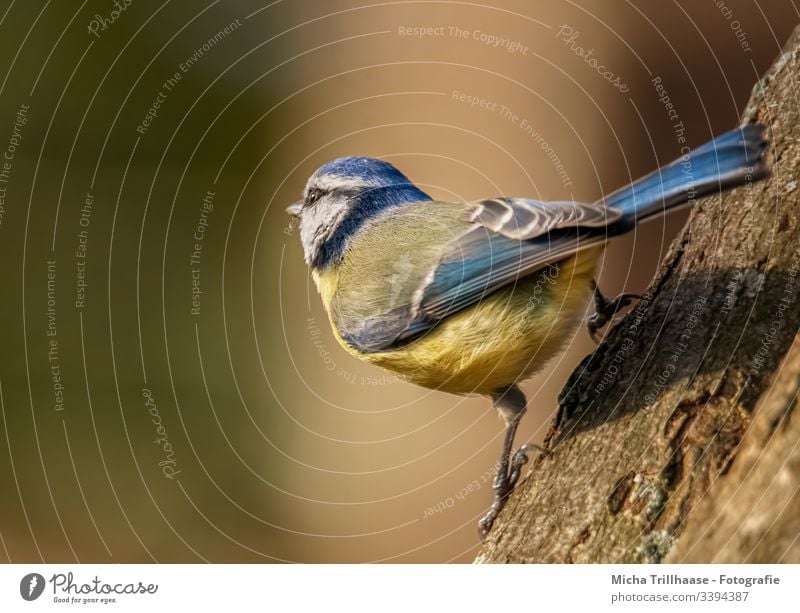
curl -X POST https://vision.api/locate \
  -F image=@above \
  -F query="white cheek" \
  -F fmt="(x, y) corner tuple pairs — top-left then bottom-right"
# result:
(299, 215), (318, 250)
(298, 195), (352, 263)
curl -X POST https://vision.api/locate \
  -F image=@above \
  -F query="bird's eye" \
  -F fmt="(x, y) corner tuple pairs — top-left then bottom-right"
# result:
(305, 187), (324, 206)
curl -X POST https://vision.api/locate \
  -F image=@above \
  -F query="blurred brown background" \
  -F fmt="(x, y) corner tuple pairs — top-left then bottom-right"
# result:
(0, 0), (796, 563)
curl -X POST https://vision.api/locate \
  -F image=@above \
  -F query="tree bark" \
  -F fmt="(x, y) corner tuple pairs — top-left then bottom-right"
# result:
(476, 26), (800, 564)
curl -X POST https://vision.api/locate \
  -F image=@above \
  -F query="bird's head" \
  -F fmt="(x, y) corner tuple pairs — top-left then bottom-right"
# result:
(287, 156), (430, 268)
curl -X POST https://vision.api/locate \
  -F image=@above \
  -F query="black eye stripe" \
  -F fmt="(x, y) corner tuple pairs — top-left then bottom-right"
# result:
(305, 187), (324, 205)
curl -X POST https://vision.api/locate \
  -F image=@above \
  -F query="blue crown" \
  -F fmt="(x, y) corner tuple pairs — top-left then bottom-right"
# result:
(315, 156), (416, 187)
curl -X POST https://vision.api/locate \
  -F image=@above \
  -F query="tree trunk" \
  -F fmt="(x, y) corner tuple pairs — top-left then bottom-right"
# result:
(476, 26), (800, 564)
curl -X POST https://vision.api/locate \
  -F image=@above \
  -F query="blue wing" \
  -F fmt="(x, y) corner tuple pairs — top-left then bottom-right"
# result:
(408, 224), (605, 335)
(336, 198), (617, 352)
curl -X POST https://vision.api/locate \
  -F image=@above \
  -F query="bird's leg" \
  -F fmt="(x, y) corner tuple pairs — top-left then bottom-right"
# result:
(478, 385), (548, 539)
(586, 280), (642, 343)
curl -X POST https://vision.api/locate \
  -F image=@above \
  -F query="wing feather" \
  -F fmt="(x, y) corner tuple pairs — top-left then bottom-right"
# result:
(470, 198), (621, 239)
(333, 198), (621, 352)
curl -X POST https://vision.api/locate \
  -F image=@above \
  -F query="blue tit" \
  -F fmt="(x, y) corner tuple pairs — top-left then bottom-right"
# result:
(287, 124), (769, 536)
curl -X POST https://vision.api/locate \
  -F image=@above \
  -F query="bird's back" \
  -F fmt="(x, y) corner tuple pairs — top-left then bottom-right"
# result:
(332, 200), (469, 325)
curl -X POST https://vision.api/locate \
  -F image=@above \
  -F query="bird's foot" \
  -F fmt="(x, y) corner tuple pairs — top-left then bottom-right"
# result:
(478, 443), (548, 539)
(587, 281), (641, 343)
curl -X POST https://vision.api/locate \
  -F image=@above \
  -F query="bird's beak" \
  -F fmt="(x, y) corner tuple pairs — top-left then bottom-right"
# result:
(286, 200), (303, 216)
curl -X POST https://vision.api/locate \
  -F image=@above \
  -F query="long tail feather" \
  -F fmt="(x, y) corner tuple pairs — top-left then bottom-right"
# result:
(599, 124), (769, 223)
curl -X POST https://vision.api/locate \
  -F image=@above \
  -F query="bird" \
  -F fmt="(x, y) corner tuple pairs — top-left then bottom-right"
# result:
(286, 123), (769, 537)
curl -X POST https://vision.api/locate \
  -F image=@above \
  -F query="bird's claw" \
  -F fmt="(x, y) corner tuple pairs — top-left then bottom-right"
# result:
(478, 443), (549, 539)
(587, 282), (641, 344)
